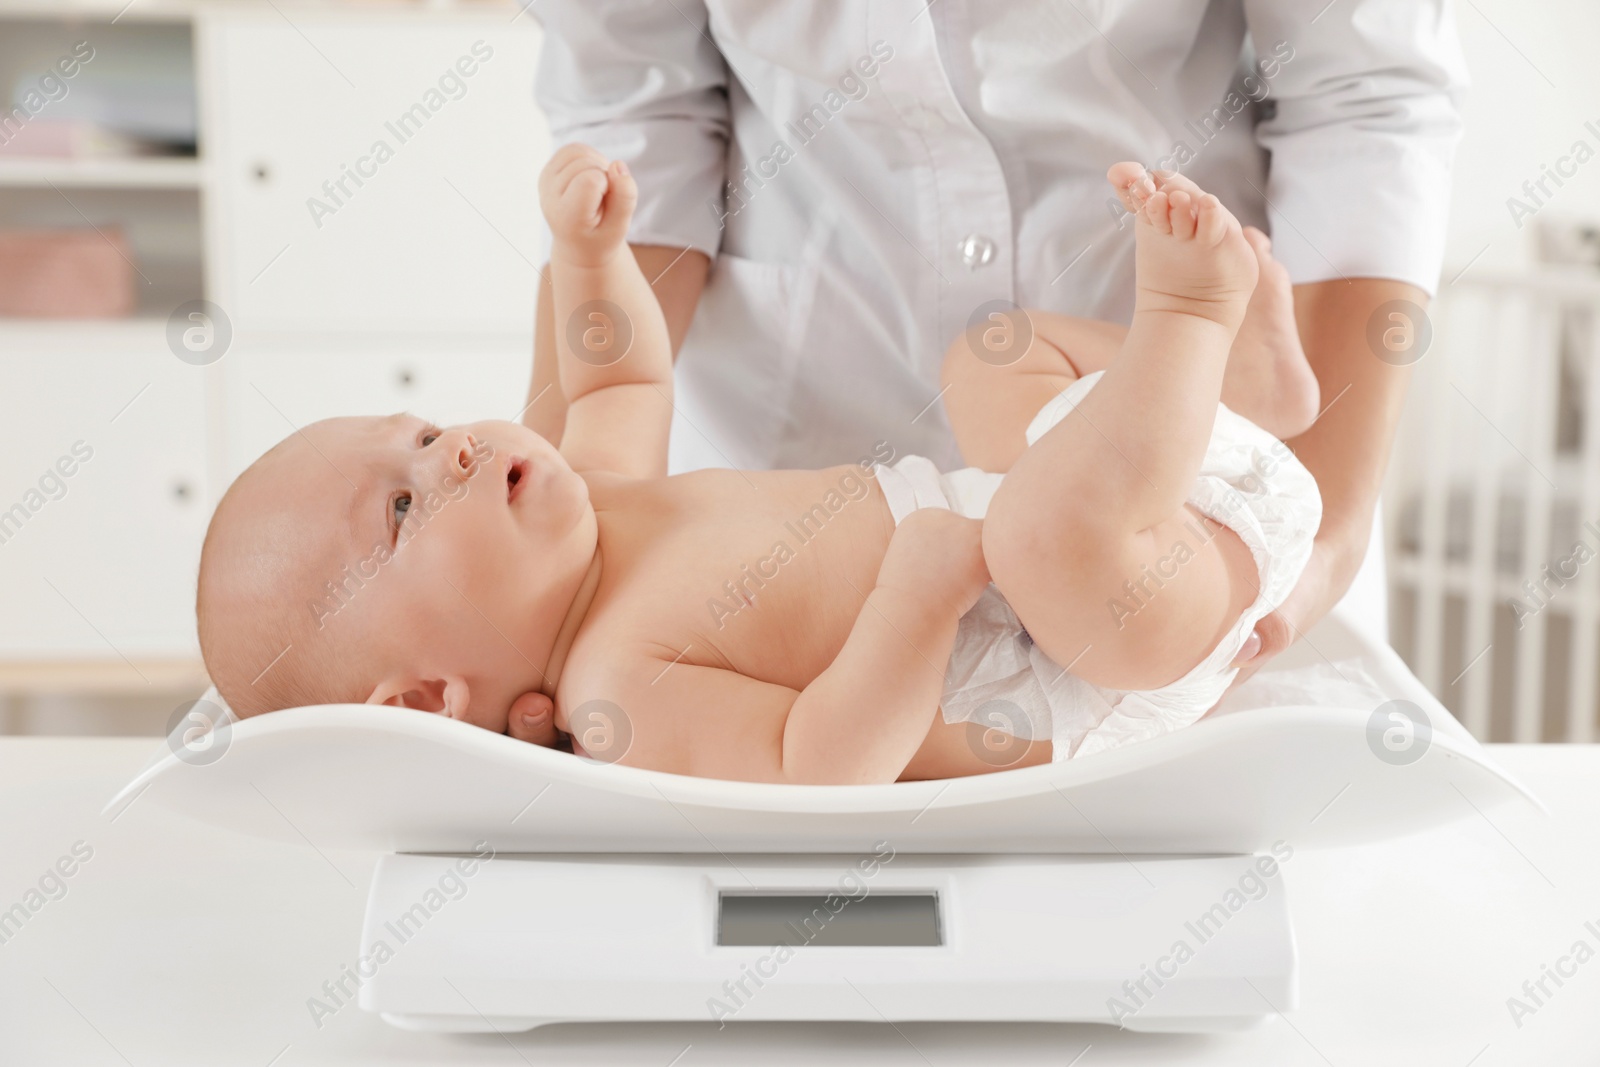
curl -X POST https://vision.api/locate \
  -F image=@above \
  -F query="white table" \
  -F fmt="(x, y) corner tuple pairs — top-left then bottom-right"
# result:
(1, 739), (1596, 1065)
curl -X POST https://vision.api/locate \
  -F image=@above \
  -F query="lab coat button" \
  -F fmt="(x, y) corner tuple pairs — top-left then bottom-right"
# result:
(958, 233), (997, 269)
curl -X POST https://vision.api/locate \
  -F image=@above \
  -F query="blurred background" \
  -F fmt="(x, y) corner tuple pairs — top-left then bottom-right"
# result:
(0, 0), (1595, 743)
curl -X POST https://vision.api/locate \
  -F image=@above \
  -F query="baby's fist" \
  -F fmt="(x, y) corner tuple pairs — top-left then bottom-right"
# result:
(882, 509), (991, 618)
(538, 143), (637, 266)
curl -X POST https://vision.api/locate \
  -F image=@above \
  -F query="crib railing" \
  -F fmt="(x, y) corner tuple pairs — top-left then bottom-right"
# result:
(1386, 267), (1600, 743)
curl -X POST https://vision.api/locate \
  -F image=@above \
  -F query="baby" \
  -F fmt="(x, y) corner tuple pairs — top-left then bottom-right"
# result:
(195, 146), (1321, 784)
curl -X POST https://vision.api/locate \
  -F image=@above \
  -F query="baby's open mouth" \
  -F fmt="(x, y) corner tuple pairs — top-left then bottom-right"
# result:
(507, 457), (527, 503)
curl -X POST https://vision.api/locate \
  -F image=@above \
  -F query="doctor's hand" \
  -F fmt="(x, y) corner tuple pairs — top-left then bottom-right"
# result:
(1227, 536), (1339, 685)
(538, 143), (638, 268)
(505, 690), (562, 749)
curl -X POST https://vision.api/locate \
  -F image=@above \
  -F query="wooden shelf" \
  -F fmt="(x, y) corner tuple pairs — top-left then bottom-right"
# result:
(0, 157), (202, 189)
(0, 659), (208, 696)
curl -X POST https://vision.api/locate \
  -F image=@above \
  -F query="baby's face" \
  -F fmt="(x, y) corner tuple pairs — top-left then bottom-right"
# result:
(245, 414), (592, 729)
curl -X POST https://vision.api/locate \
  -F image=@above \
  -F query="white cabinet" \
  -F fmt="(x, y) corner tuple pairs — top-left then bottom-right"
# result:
(0, 325), (210, 658)
(0, 337), (536, 663)
(0, 5), (552, 680)
(201, 12), (548, 335)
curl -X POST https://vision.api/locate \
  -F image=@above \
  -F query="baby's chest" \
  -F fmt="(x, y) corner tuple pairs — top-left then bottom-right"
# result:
(572, 534), (872, 696)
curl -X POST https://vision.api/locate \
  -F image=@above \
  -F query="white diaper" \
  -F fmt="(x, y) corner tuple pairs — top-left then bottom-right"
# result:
(872, 369), (1322, 760)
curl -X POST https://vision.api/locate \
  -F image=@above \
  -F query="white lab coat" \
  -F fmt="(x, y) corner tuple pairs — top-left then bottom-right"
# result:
(533, 0), (1467, 637)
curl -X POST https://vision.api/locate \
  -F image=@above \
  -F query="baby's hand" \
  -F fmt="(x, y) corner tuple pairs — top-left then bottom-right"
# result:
(538, 143), (637, 267)
(506, 690), (561, 748)
(878, 509), (991, 618)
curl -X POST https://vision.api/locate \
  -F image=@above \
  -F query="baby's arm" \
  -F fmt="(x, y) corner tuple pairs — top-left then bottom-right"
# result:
(539, 144), (675, 478)
(940, 311), (1127, 472)
(601, 510), (990, 784)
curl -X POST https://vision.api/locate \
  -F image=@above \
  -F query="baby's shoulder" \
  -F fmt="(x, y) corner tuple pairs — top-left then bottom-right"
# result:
(555, 612), (679, 710)
(554, 624), (712, 768)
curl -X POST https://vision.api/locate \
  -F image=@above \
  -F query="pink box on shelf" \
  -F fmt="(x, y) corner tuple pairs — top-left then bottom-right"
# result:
(0, 228), (136, 318)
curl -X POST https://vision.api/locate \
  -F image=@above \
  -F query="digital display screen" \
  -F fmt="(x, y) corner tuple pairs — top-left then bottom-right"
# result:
(717, 892), (941, 947)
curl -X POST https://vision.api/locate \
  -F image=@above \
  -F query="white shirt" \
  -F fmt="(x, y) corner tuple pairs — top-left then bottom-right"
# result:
(533, 0), (1467, 475)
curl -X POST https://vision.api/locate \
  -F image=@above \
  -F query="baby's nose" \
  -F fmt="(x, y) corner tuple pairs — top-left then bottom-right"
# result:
(436, 429), (479, 479)
(452, 433), (479, 475)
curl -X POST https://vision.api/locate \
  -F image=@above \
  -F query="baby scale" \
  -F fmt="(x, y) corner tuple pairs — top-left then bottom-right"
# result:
(107, 609), (1537, 1034)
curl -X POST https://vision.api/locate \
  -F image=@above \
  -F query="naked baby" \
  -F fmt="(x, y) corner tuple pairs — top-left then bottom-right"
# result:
(195, 146), (1321, 784)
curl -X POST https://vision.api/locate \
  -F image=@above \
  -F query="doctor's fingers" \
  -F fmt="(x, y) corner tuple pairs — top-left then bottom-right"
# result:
(1229, 610), (1293, 672)
(506, 690), (561, 748)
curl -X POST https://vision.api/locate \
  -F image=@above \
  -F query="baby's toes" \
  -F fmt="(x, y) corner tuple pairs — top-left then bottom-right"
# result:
(1194, 193), (1228, 244)
(1107, 161), (1154, 215)
(1167, 189), (1197, 239)
(1242, 225), (1271, 255)
(1152, 169), (1206, 200)
(1142, 190), (1173, 235)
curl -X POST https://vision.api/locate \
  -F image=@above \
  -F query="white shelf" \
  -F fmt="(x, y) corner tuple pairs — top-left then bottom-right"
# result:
(0, 0), (523, 22)
(0, 157), (201, 190)
(0, 317), (169, 341)
(0, 0), (195, 21)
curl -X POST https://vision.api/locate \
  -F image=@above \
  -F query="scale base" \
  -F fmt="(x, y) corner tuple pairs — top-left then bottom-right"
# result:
(358, 851), (1297, 1034)
(376, 1010), (1273, 1035)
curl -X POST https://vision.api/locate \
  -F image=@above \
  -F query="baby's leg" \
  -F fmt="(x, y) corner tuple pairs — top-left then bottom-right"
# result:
(940, 314), (1096, 472)
(981, 166), (1262, 693)
(941, 233), (1315, 472)
(1226, 227), (1320, 439)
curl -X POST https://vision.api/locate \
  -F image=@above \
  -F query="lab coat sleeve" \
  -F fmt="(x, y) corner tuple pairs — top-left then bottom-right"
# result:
(532, 0), (731, 263)
(1243, 1), (1468, 295)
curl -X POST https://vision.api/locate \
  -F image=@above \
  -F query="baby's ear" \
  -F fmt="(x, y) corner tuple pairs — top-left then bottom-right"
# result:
(439, 676), (472, 719)
(366, 674), (471, 717)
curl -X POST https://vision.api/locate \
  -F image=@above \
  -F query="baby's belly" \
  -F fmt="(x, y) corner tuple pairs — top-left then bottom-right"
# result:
(689, 544), (883, 692)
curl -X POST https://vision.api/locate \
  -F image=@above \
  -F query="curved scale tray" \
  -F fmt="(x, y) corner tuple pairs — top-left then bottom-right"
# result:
(105, 611), (1539, 855)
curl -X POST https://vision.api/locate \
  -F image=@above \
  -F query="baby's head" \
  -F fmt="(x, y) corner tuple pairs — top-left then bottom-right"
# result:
(197, 414), (594, 731)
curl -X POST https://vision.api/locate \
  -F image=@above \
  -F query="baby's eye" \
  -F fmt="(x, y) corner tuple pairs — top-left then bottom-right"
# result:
(421, 432), (439, 447)
(393, 493), (412, 528)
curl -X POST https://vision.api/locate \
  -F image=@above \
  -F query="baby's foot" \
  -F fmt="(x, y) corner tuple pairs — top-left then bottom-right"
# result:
(1107, 163), (1257, 330)
(1225, 227), (1321, 439)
